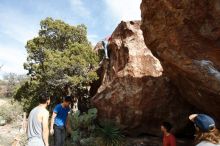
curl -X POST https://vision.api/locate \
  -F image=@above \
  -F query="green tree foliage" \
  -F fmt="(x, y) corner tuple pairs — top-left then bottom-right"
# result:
(14, 17), (99, 112)
(14, 81), (41, 113)
(3, 73), (16, 97)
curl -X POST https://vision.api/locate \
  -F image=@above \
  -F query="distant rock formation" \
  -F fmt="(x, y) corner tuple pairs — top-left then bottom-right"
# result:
(91, 21), (197, 136)
(141, 0), (220, 125)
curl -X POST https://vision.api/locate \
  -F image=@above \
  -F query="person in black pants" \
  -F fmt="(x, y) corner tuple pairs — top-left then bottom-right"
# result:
(50, 96), (72, 146)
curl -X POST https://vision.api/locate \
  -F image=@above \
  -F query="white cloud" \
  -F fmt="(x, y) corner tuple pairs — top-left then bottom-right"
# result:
(0, 43), (27, 75)
(104, 0), (141, 21)
(0, 5), (36, 77)
(69, 0), (91, 18)
(88, 34), (99, 46)
(0, 5), (38, 44)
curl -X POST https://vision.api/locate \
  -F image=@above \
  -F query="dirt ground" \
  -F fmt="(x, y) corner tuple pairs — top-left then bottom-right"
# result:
(0, 98), (7, 106)
(0, 97), (26, 146)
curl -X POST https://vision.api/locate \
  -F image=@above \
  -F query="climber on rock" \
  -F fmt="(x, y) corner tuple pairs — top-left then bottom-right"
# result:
(94, 36), (111, 60)
(161, 122), (176, 146)
(102, 36), (111, 59)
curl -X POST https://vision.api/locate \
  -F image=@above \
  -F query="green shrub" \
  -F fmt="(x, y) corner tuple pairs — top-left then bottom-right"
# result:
(95, 121), (124, 146)
(69, 108), (124, 146)
(0, 99), (23, 123)
(79, 137), (97, 146)
(69, 108), (98, 146)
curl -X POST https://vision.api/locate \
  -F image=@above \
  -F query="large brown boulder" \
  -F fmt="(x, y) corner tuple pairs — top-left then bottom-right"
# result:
(91, 21), (197, 136)
(141, 0), (220, 124)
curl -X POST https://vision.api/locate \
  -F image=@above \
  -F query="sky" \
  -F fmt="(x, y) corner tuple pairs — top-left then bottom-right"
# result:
(0, 0), (141, 78)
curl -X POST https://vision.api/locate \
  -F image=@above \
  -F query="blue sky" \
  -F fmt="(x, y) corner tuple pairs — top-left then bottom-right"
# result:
(0, 0), (141, 78)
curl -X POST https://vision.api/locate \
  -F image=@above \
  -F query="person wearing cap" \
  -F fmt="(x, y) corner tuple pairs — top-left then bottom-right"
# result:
(161, 122), (176, 146)
(189, 114), (220, 146)
(50, 96), (72, 146)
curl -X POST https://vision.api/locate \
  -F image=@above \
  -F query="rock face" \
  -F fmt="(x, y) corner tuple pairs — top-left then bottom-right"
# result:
(141, 0), (220, 124)
(91, 21), (197, 136)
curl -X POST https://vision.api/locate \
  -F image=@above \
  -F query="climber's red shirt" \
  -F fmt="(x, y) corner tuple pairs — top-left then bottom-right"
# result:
(163, 134), (176, 146)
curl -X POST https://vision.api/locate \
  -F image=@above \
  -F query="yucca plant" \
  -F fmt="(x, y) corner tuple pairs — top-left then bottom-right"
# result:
(95, 121), (124, 146)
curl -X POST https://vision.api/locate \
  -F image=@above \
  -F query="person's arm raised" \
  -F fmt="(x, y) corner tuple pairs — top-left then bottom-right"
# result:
(42, 111), (49, 146)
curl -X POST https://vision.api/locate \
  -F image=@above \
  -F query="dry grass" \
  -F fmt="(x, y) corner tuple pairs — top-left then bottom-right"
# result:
(0, 97), (26, 146)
